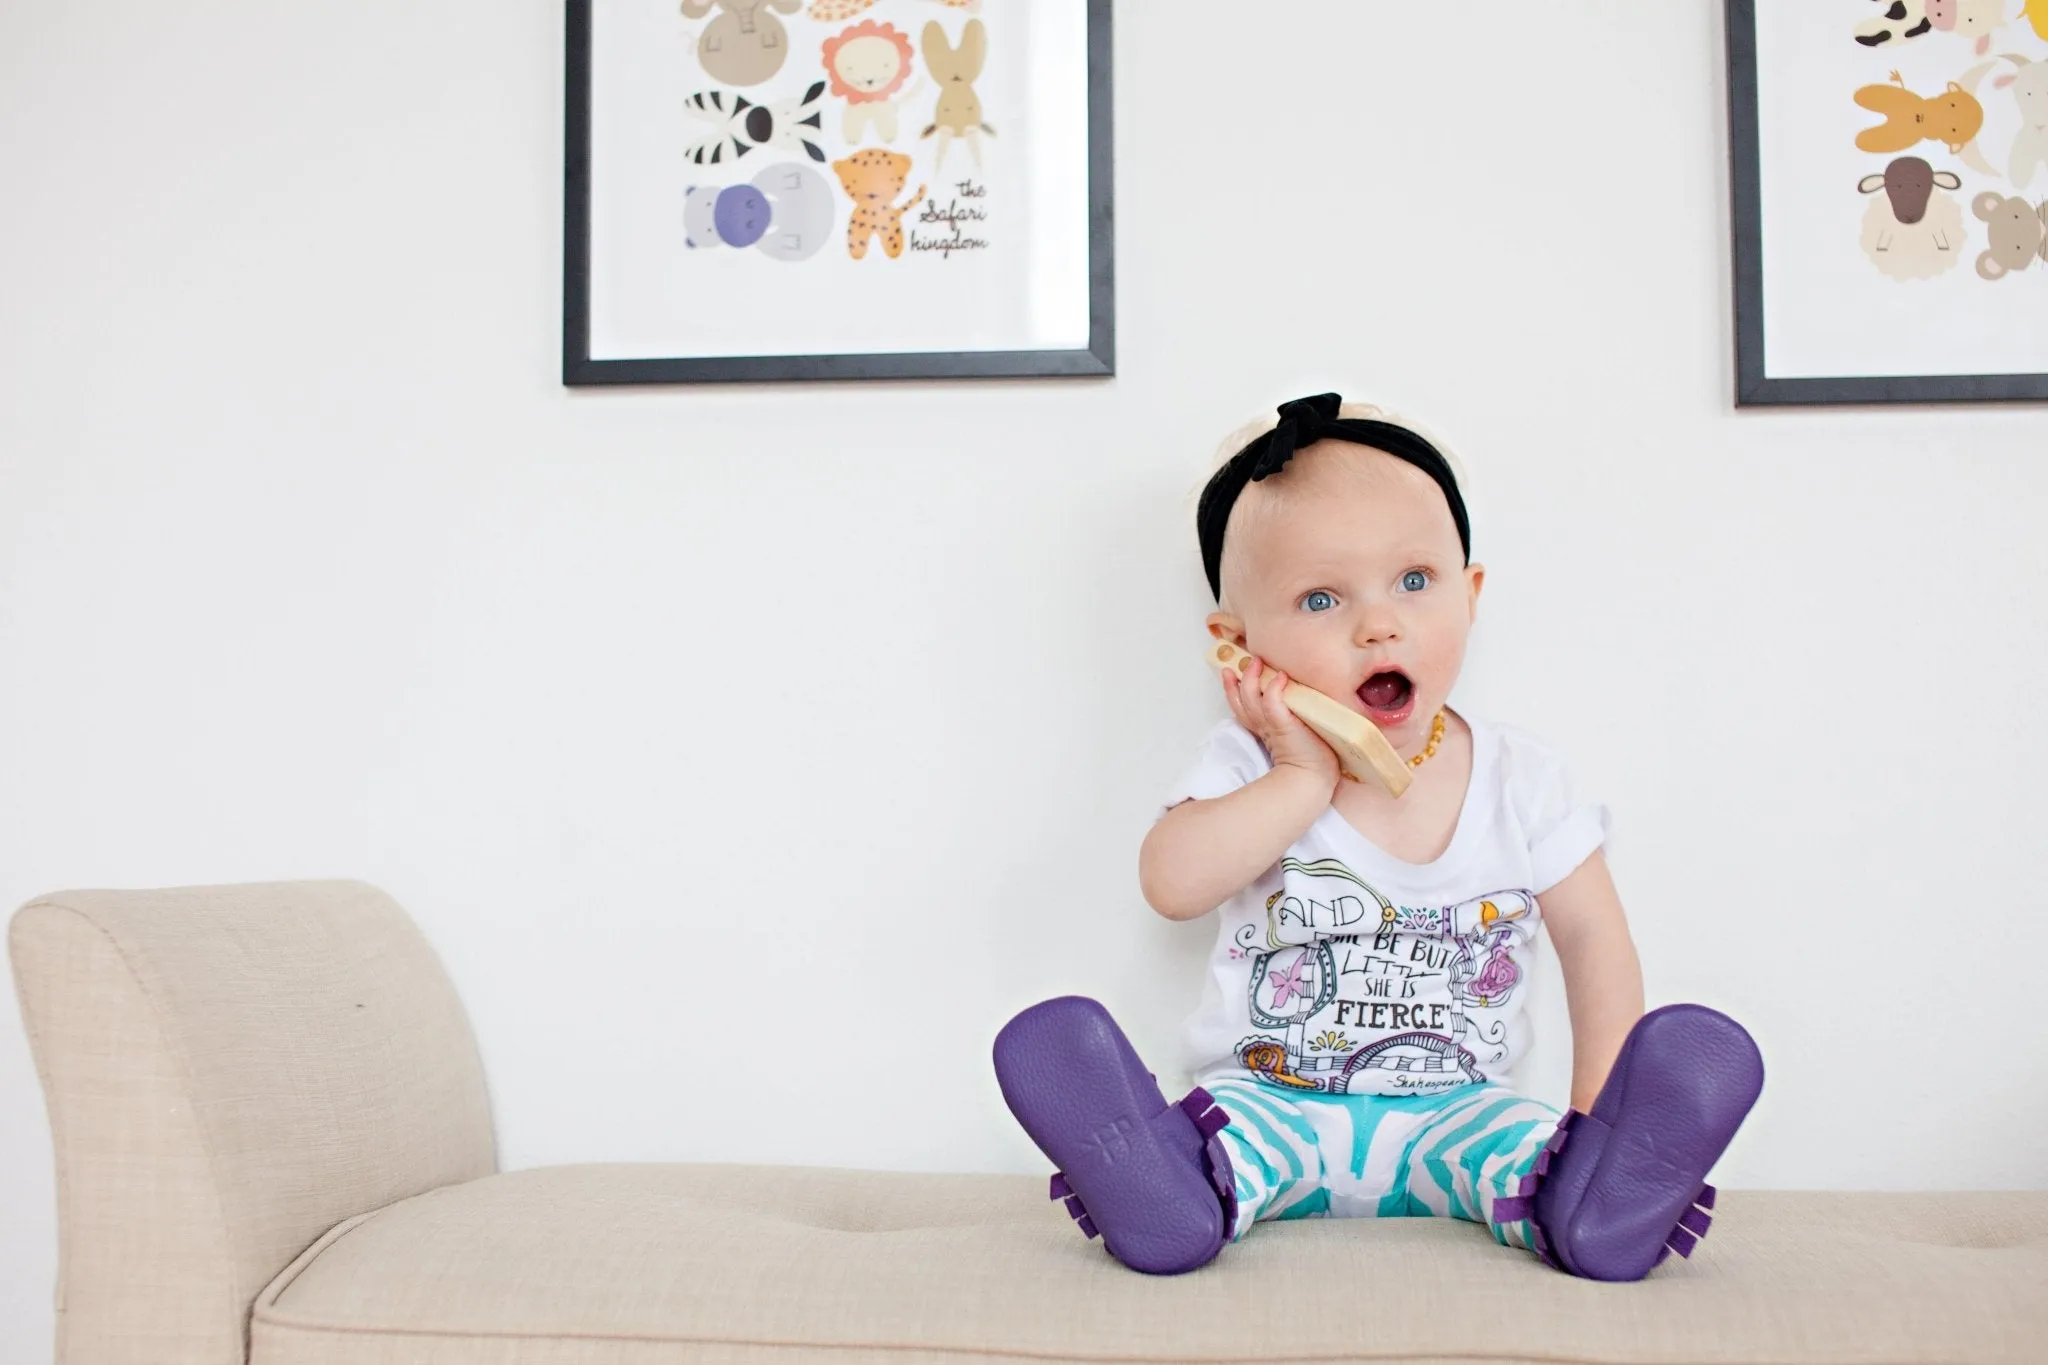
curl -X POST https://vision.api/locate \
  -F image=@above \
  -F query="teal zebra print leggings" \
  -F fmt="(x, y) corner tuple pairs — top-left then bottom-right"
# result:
(1205, 1077), (1562, 1249)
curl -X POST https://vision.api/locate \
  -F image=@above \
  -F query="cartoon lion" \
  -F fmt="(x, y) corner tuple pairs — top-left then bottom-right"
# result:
(821, 20), (920, 142)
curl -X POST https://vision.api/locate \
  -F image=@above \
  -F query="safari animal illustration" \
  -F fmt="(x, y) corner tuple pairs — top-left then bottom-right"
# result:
(921, 19), (996, 170)
(684, 163), (834, 262)
(831, 149), (926, 259)
(1971, 190), (2048, 279)
(822, 20), (924, 143)
(1858, 156), (1966, 279)
(1855, 0), (2009, 53)
(1854, 69), (1997, 173)
(680, 0), (802, 87)
(681, 82), (826, 165)
(1989, 54), (2048, 189)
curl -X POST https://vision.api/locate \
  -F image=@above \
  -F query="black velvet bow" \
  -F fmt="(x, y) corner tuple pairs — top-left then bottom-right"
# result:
(1255, 392), (1345, 481)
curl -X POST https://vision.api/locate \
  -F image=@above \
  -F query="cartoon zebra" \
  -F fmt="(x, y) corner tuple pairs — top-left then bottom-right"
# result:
(681, 82), (827, 165)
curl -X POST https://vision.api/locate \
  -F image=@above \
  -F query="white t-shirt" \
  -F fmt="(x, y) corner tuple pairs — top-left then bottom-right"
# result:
(1160, 714), (1607, 1098)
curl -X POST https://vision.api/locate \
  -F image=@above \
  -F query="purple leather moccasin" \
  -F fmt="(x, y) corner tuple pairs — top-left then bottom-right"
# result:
(1496, 1003), (1764, 1282)
(992, 996), (1235, 1275)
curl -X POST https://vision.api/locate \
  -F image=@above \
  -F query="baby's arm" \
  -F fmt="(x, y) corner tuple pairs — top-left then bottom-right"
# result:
(1141, 658), (1340, 922)
(1141, 765), (1329, 921)
(1538, 849), (1646, 1111)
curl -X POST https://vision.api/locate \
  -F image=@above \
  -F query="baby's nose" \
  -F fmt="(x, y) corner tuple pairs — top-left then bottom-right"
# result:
(1352, 607), (1402, 644)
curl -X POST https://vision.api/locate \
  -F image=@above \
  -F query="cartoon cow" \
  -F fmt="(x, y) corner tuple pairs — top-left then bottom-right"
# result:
(1855, 0), (2009, 53)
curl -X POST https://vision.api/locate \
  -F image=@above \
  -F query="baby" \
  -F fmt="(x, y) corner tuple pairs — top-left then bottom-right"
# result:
(992, 393), (1764, 1282)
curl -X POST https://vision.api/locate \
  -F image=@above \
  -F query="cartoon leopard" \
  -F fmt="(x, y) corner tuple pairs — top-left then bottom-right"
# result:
(830, 149), (925, 260)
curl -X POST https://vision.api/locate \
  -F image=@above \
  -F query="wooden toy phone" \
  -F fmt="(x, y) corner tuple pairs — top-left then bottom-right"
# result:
(1205, 622), (1413, 798)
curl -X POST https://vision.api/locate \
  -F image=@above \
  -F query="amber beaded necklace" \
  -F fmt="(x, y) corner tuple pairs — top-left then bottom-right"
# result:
(1408, 710), (1447, 769)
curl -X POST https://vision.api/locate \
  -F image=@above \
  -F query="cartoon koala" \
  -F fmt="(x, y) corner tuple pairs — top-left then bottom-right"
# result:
(1971, 191), (2048, 279)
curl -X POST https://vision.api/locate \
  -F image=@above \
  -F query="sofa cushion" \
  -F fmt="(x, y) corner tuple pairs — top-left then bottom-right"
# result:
(250, 1164), (2046, 1365)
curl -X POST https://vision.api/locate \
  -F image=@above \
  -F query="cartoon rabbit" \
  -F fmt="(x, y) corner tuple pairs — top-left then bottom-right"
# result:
(920, 19), (995, 170)
(680, 0), (802, 88)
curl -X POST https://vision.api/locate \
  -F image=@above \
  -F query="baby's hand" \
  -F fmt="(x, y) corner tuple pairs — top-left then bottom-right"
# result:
(1222, 657), (1342, 791)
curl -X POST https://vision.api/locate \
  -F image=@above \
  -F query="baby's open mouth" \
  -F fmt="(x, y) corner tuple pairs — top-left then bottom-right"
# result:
(1357, 670), (1415, 720)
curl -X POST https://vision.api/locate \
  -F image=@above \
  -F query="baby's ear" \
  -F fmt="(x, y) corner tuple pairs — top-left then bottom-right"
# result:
(1465, 564), (1487, 618)
(1205, 612), (1247, 648)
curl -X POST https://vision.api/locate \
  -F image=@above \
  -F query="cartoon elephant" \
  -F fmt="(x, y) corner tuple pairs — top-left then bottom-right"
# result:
(1971, 191), (2048, 279)
(681, 0), (802, 87)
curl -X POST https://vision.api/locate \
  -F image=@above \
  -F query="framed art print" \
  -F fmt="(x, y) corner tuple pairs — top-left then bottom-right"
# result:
(1726, 0), (2048, 404)
(564, 0), (1113, 385)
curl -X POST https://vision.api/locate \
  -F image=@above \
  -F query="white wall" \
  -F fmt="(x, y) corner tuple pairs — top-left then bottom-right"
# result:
(5, 2), (2046, 1358)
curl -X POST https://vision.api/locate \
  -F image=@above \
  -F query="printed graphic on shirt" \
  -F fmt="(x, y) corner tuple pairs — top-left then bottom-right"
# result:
(1230, 858), (1537, 1095)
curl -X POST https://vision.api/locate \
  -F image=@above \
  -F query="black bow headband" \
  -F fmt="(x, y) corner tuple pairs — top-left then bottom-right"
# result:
(1196, 393), (1472, 601)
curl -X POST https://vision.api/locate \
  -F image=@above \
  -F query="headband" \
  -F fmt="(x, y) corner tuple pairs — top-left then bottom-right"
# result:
(1196, 392), (1472, 601)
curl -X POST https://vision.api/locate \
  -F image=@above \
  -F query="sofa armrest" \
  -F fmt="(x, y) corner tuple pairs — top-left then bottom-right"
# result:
(9, 880), (495, 1365)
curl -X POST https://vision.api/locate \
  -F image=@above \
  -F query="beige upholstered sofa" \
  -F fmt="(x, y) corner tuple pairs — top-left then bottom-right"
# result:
(10, 880), (2045, 1365)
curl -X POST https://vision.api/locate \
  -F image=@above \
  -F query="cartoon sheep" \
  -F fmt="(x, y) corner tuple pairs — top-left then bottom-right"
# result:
(1858, 156), (1966, 279)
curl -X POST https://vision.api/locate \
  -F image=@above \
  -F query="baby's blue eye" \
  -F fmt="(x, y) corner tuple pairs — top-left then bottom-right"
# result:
(1399, 570), (1432, 593)
(1301, 590), (1337, 613)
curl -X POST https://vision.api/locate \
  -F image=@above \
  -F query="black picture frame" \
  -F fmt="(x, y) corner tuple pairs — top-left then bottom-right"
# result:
(1725, 0), (2048, 407)
(563, 0), (1114, 386)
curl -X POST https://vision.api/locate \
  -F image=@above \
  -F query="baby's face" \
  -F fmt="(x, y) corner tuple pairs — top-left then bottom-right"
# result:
(1218, 442), (1482, 751)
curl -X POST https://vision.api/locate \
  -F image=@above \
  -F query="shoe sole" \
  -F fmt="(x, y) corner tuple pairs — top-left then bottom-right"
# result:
(1545, 1004), (1763, 1281)
(992, 996), (1227, 1275)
